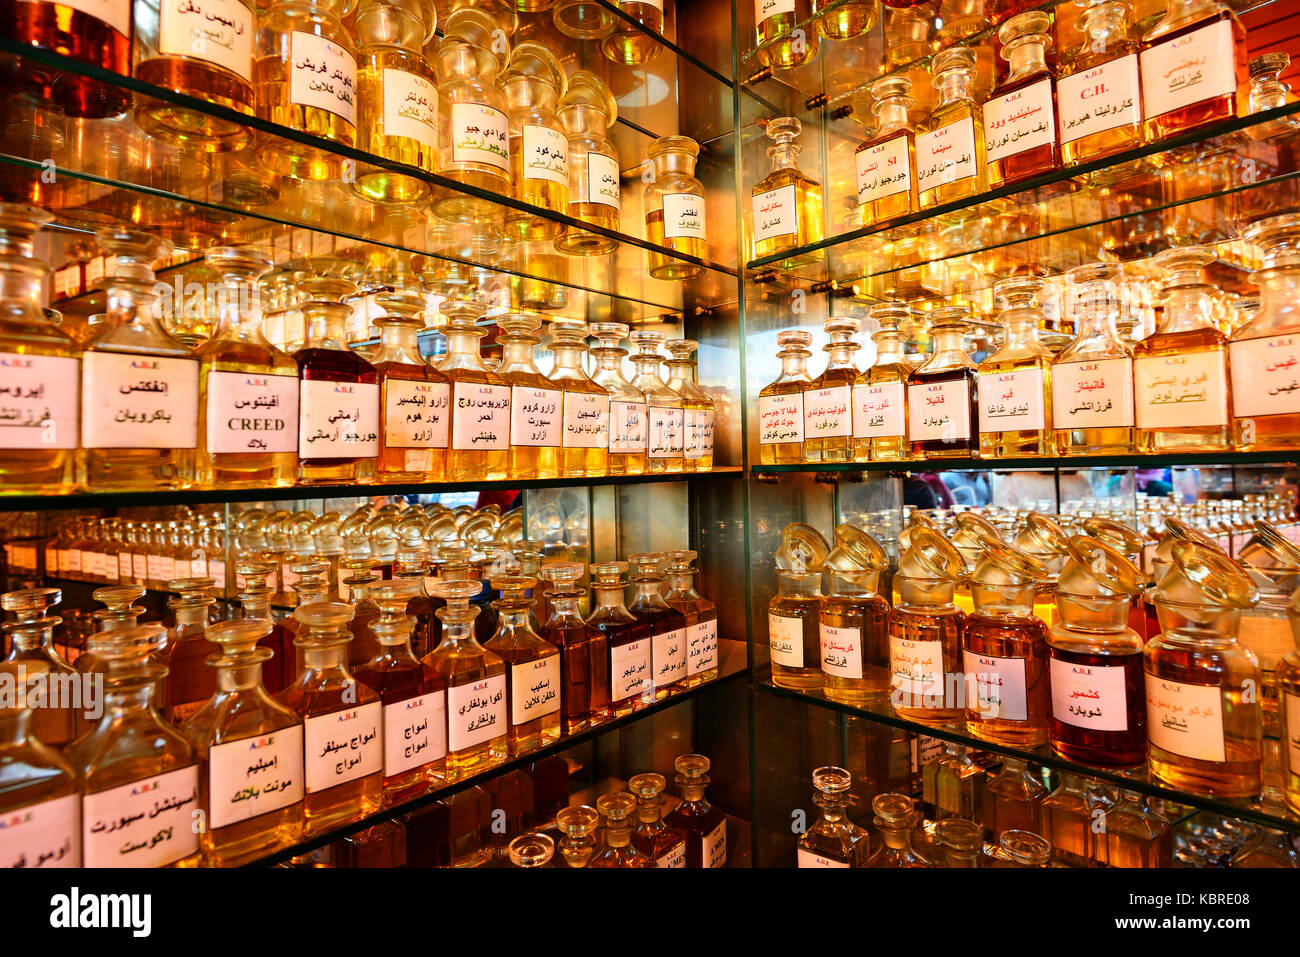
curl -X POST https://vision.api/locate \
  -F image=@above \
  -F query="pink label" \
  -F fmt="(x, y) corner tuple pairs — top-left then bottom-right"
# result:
(853, 381), (905, 439)
(759, 393), (803, 445)
(383, 692), (446, 777)
(562, 392), (609, 449)
(509, 385), (562, 448)
(451, 382), (510, 451)
(1134, 352), (1229, 429)
(977, 368), (1046, 434)
(648, 405), (684, 458)
(81, 765), (199, 868)
(81, 352), (198, 449)
(1140, 21), (1238, 120)
(1145, 674), (1226, 763)
(207, 726), (304, 831)
(0, 353), (78, 449)
(1051, 357), (1134, 429)
(798, 848), (849, 868)
(205, 370), (298, 454)
(804, 385), (852, 438)
(0, 793), (80, 868)
(303, 703), (382, 793)
(856, 134), (912, 206)
(1050, 657), (1130, 731)
(1229, 335), (1300, 418)
(984, 78), (1056, 163)
(889, 636), (944, 697)
(383, 378), (449, 449)
(298, 379), (379, 458)
(610, 400), (647, 453)
(908, 380), (971, 442)
(1058, 55), (1141, 144)
(448, 675), (506, 752)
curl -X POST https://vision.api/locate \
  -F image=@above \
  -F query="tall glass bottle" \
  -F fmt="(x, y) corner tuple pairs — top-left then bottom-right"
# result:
(977, 277), (1055, 457)
(556, 71), (620, 256)
(538, 562), (610, 733)
(503, 42), (569, 242)
(1139, 0), (1248, 142)
(1101, 789), (1173, 866)
(665, 549), (719, 687)
(373, 283), (448, 482)
(754, 0), (818, 70)
(664, 339), (714, 472)
(160, 577), (220, 725)
(591, 322), (647, 476)
(1059, 0), (1144, 165)
(819, 525), (891, 704)
(758, 329), (812, 464)
(983, 12), (1060, 189)
(797, 766), (869, 868)
(442, 300), (511, 482)
(550, 321), (610, 477)
(1, 588), (77, 747)
(496, 313), (561, 481)
(555, 804), (600, 868)
(586, 561), (651, 716)
(803, 318), (859, 464)
(908, 306), (979, 459)
(889, 527), (967, 724)
(1133, 246), (1232, 452)
(80, 230), (198, 492)
(630, 331), (684, 473)
(628, 553), (689, 701)
(6, 0), (130, 118)
(865, 793), (931, 868)
(644, 136), (707, 281)
(1281, 588), (1300, 814)
(628, 772), (687, 867)
(235, 560), (292, 695)
(664, 753), (727, 868)
(917, 47), (987, 208)
(588, 791), (653, 868)
(484, 576), (562, 756)
(769, 523), (828, 691)
(853, 302), (912, 462)
(751, 116), (823, 269)
(856, 76), (919, 228)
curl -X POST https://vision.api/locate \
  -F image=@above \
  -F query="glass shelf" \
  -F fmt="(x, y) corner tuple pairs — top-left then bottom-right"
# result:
(751, 452), (1300, 477)
(244, 640), (748, 867)
(758, 680), (1300, 834)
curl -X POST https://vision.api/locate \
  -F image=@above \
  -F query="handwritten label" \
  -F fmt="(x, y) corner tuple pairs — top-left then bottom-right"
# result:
(819, 623), (862, 680)
(977, 368), (1046, 433)
(383, 378), (449, 450)
(984, 78), (1056, 163)
(451, 382), (510, 451)
(1058, 55), (1140, 145)
(856, 134), (912, 207)
(61, 0), (129, 36)
(1229, 336), (1300, 418)
(768, 613), (804, 668)
(510, 657), (560, 725)
(648, 405), (684, 459)
(207, 727), (304, 831)
(753, 184), (796, 242)
(804, 385), (852, 438)
(610, 399), (647, 453)
(798, 848), (849, 868)
(1146, 675), (1226, 763)
(81, 765), (199, 868)
(289, 32), (356, 125)
(1051, 357), (1134, 429)
(703, 819), (726, 867)
(447, 675), (506, 752)
(853, 381), (905, 439)
(755, 0), (795, 23)
(907, 379), (971, 443)
(915, 118), (977, 193)
(0, 353), (78, 450)
(298, 379), (379, 458)
(522, 124), (568, 185)
(684, 408), (714, 459)
(81, 352), (198, 449)
(653, 627), (688, 688)
(688, 618), (718, 675)
(451, 102), (509, 171)
(963, 650), (1027, 721)
(610, 639), (651, 703)
(1133, 352), (1228, 429)
(759, 393), (803, 445)
(158, 0), (253, 81)
(587, 152), (620, 209)
(383, 693), (445, 777)
(0, 793), (79, 868)
(303, 702), (382, 793)
(1140, 20), (1237, 120)
(889, 636), (944, 697)
(205, 370), (298, 454)
(382, 68), (437, 147)
(662, 193), (706, 241)
(509, 385), (562, 448)
(562, 392), (609, 449)
(1049, 658), (1130, 731)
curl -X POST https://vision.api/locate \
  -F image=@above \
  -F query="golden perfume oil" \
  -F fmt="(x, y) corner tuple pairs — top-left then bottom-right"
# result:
(497, 313), (562, 481)
(587, 561), (652, 715)
(916, 47), (987, 209)
(644, 135), (707, 281)
(853, 301), (912, 462)
(441, 299), (510, 482)
(665, 549), (719, 687)
(797, 766), (869, 867)
(803, 318), (859, 464)
(865, 793), (931, 868)
(813, 0), (875, 38)
(588, 792), (653, 868)
(977, 276), (1055, 457)
(663, 753), (727, 867)
(983, 12), (1060, 189)
(1058, 0), (1144, 165)
(484, 575), (562, 756)
(629, 772), (687, 867)
(1139, 0), (1248, 142)
(819, 525), (891, 704)
(907, 305), (979, 459)
(1, 588), (78, 747)
(769, 523), (828, 690)
(889, 527), (967, 724)
(599, 0), (665, 64)
(550, 321), (610, 477)
(590, 322), (647, 475)
(373, 283), (448, 483)
(504, 42), (570, 242)
(855, 76), (919, 228)
(557, 71), (621, 255)
(754, 0), (818, 70)
(758, 329), (812, 465)
(630, 330), (684, 473)
(160, 577), (220, 724)
(751, 116), (823, 269)
(1101, 788), (1173, 866)
(629, 552), (689, 700)
(538, 561), (611, 733)
(664, 339), (714, 472)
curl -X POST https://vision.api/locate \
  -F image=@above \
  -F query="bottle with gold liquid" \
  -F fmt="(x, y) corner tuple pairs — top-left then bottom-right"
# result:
(630, 330), (684, 473)
(814, 0), (876, 37)
(69, 624), (201, 867)
(1014, 512), (1071, 627)
(1, 588), (78, 747)
(855, 76), (919, 228)
(981, 756), (1044, 842)
(161, 577), (221, 725)
(665, 549), (719, 687)
(180, 619), (304, 866)
(588, 791), (653, 868)
(916, 47), (987, 208)
(664, 753), (728, 867)
(977, 276), (1055, 457)
(590, 322), (647, 475)
(853, 302), (911, 462)
(1058, 0), (1144, 165)
(373, 282), (448, 482)
(889, 527), (967, 724)
(983, 12), (1060, 189)
(819, 525), (891, 704)
(803, 318), (859, 464)
(550, 321), (610, 477)
(1277, 594), (1300, 814)
(628, 553), (689, 700)
(758, 329), (812, 465)
(1101, 789), (1173, 866)
(754, 0), (818, 70)
(884, 4), (936, 115)
(1133, 246), (1232, 452)
(751, 116), (823, 269)
(644, 136), (707, 281)
(538, 562), (610, 734)
(937, 0), (994, 98)
(557, 71), (620, 256)
(629, 772), (687, 867)
(1144, 541), (1262, 798)
(665, 339), (714, 472)
(484, 575), (561, 756)
(503, 43), (569, 242)
(865, 793), (931, 868)
(442, 299), (511, 481)
(769, 523), (829, 691)
(254, 0), (358, 179)
(586, 561), (651, 717)
(796, 766), (869, 868)
(1139, 0), (1248, 142)
(497, 313), (561, 480)
(1040, 773), (1100, 867)
(80, 230), (198, 492)
(907, 305), (979, 459)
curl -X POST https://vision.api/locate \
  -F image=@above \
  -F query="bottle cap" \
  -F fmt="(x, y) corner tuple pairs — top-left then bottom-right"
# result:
(507, 832), (555, 868)
(776, 523), (829, 574)
(810, 765), (853, 795)
(595, 791), (638, 822)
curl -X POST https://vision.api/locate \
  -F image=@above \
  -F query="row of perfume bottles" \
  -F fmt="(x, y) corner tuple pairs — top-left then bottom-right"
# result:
(759, 225), (1300, 463)
(0, 543), (719, 867)
(2, 214), (717, 493)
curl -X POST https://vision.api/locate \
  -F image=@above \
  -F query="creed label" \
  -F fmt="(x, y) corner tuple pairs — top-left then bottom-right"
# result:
(205, 371), (298, 453)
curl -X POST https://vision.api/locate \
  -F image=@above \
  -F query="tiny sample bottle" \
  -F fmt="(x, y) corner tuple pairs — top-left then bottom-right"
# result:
(769, 523), (829, 691)
(7, 0), (130, 118)
(664, 753), (727, 868)
(1041, 772), (1095, 867)
(797, 766), (869, 868)
(751, 116), (823, 269)
(497, 313), (562, 481)
(930, 740), (985, 823)
(161, 577), (221, 724)
(628, 553), (689, 700)
(550, 321), (611, 477)
(853, 302), (912, 462)
(935, 818), (983, 868)
(538, 562), (611, 734)
(484, 575), (562, 756)
(758, 330), (813, 465)
(588, 792), (653, 868)
(665, 339), (715, 472)
(373, 282), (447, 482)
(819, 525), (891, 704)
(803, 318), (860, 464)
(754, 0), (818, 71)
(630, 331), (685, 473)
(644, 135), (707, 281)
(1052, 262), (1136, 455)
(1132, 246), (1232, 452)
(1101, 789), (1173, 866)
(865, 793), (931, 868)
(503, 42), (570, 242)
(917, 47), (987, 208)
(80, 230), (198, 492)
(907, 305), (979, 459)
(856, 76), (919, 228)
(556, 71), (621, 255)
(441, 299), (511, 481)
(586, 561), (652, 716)
(181, 619), (304, 866)
(889, 527), (967, 724)
(629, 772), (688, 867)
(981, 756), (1045, 842)
(1139, 0), (1248, 142)
(977, 276), (1055, 457)
(665, 549), (719, 687)
(984, 12), (1060, 189)
(590, 323), (648, 476)
(1, 588), (78, 747)
(1058, 0), (1144, 165)
(555, 804), (601, 868)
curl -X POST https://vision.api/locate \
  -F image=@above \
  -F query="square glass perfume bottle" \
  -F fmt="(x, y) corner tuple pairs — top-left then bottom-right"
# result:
(751, 116), (823, 270)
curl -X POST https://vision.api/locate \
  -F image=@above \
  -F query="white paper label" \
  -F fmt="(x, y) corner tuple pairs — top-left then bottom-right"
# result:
(610, 639), (651, 703)
(303, 702), (382, 793)
(383, 378), (449, 449)
(1050, 657), (1130, 731)
(298, 379), (379, 458)
(451, 382), (510, 451)
(908, 379), (971, 443)
(382, 68), (437, 146)
(916, 118), (977, 192)
(1058, 55), (1141, 144)
(889, 636), (945, 697)
(81, 352), (198, 449)
(798, 848), (849, 868)
(447, 676), (506, 753)
(0, 353), (78, 450)
(1051, 357), (1135, 429)
(563, 392), (609, 449)
(1133, 351), (1229, 429)
(1286, 692), (1300, 777)
(768, 613), (804, 668)
(688, 618), (718, 676)
(662, 193), (706, 241)
(0, 793), (80, 868)
(853, 381), (905, 439)
(804, 385), (852, 438)
(856, 134), (912, 206)
(81, 765), (199, 868)
(984, 78), (1056, 163)
(289, 32), (357, 125)
(207, 727), (304, 831)
(509, 385), (562, 448)
(451, 102), (509, 171)
(820, 623), (862, 680)
(756, 0), (795, 23)
(510, 657), (560, 726)
(205, 370), (298, 454)
(147, 554), (174, 582)
(1140, 21), (1238, 120)
(703, 819), (726, 868)
(759, 393), (804, 445)
(62, 0), (129, 36)
(1145, 674), (1226, 763)
(648, 405), (684, 458)
(652, 627), (688, 688)
(587, 152), (621, 209)
(684, 408), (714, 459)
(522, 124), (568, 185)
(977, 368), (1046, 434)
(383, 693), (447, 776)
(963, 649), (1028, 722)
(753, 184), (796, 242)
(158, 0), (253, 81)
(610, 400), (647, 453)
(1229, 336), (1300, 418)
(657, 842), (686, 868)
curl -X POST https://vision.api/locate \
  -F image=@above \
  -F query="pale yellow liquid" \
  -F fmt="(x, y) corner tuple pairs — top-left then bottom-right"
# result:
(355, 52), (436, 205)
(646, 210), (705, 281)
(752, 168), (823, 269)
(558, 201), (619, 256)
(507, 149), (567, 242)
(977, 356), (1055, 457)
(759, 378), (806, 465)
(918, 107), (986, 209)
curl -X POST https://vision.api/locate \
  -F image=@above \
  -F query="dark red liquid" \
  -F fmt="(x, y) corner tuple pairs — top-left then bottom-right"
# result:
(256, 620), (294, 694)
(526, 755), (570, 828)
(483, 770), (535, 858)
(1048, 645), (1147, 766)
(664, 796), (726, 868)
(631, 601), (687, 693)
(589, 615), (649, 706)
(293, 346), (378, 470)
(541, 619), (610, 733)
(401, 589), (437, 659)
(2, 0), (130, 117)
(908, 368), (979, 458)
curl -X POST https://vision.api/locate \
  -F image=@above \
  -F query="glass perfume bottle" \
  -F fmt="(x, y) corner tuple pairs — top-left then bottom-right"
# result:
(865, 793), (931, 868)
(1132, 246), (1232, 452)
(503, 42), (569, 242)
(441, 300), (511, 482)
(1101, 789), (1173, 866)
(556, 71), (621, 255)
(538, 561), (610, 733)
(235, 560), (293, 695)
(292, 259), (380, 484)
(931, 739), (985, 823)
(907, 305), (979, 459)
(917, 47), (987, 208)
(664, 339), (714, 472)
(644, 136), (707, 281)
(601, 0), (665, 65)
(7, 0), (130, 118)
(819, 525), (891, 704)
(853, 302), (912, 462)
(550, 320), (610, 477)
(1052, 262), (1136, 455)
(1059, 0), (1144, 165)
(758, 329), (813, 465)
(555, 804), (600, 868)
(589, 791), (653, 868)
(372, 282), (448, 482)
(80, 230), (198, 492)
(629, 772), (688, 867)
(180, 619), (304, 866)
(630, 331), (685, 474)
(161, 577), (221, 725)
(276, 602), (383, 836)
(1041, 772), (1096, 867)
(68, 623), (201, 868)
(496, 312), (561, 481)
(769, 523), (829, 691)
(984, 12), (1060, 189)
(977, 277), (1055, 457)
(754, 0), (818, 71)
(797, 766), (869, 868)
(342, 558), (384, 669)
(589, 322), (647, 476)
(813, 0), (876, 38)
(664, 753), (727, 868)
(628, 552), (689, 700)
(937, 0), (994, 98)
(1144, 541), (1262, 798)
(665, 549), (719, 687)
(889, 527), (967, 724)
(1048, 536), (1148, 766)
(1, 588), (77, 747)
(803, 318), (859, 464)
(751, 116), (823, 269)
(981, 756), (1045, 842)
(586, 561), (651, 716)
(856, 76), (919, 228)
(0, 205), (78, 494)
(484, 575), (562, 756)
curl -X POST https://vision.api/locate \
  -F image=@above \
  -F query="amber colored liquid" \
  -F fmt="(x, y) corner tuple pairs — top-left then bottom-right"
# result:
(492, 644), (562, 756)
(1104, 818), (1173, 867)
(978, 359), (1055, 456)
(1141, 12), (1247, 143)
(557, 201), (619, 256)
(346, 605), (381, 671)
(632, 817), (687, 866)
(294, 346), (379, 482)
(254, 57), (357, 180)
(198, 345), (298, 488)
(163, 635), (222, 724)
(354, 655), (444, 803)
(752, 169), (823, 269)
(769, 595), (822, 690)
(601, 0), (664, 65)
(1059, 47), (1145, 165)
(589, 614), (650, 717)
(963, 613), (1051, 747)
(4, 1), (130, 117)
(507, 150), (566, 242)
(1048, 646), (1147, 766)
(1055, 423), (1136, 456)
(508, 433), (560, 481)
(541, 621), (610, 734)
(982, 778), (1044, 842)
(257, 620), (294, 695)
(355, 55), (434, 204)
(1043, 796), (1092, 867)
(1280, 659), (1300, 815)
(431, 166), (511, 225)
(821, 594), (892, 703)
(664, 797), (727, 868)
(908, 367), (978, 459)
(755, 0), (816, 70)
(759, 380), (806, 465)
(403, 590), (438, 660)
(889, 605), (966, 724)
(420, 651), (506, 781)
(447, 379), (509, 482)
(986, 75), (1062, 190)
(645, 210), (705, 281)
(633, 602), (688, 701)
(856, 131), (919, 228)
(376, 362), (446, 482)
(1133, 327), (1231, 452)
(135, 55), (255, 148)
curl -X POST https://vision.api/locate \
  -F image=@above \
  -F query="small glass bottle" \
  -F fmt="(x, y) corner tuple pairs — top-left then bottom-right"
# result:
(644, 136), (707, 281)
(497, 312), (561, 481)
(556, 71), (621, 255)
(803, 318), (859, 464)
(629, 772), (688, 867)
(797, 766), (870, 868)
(1041, 772), (1094, 867)
(1133, 246), (1233, 453)
(539, 562), (611, 734)
(503, 42), (569, 242)
(587, 561), (652, 716)
(935, 818), (983, 867)
(664, 753), (727, 868)
(161, 577), (221, 725)
(853, 302), (912, 462)
(588, 791), (653, 868)
(1101, 789), (1173, 866)
(1052, 262), (1137, 455)
(442, 300), (511, 482)
(754, 0), (818, 71)
(813, 0), (876, 39)
(758, 330), (813, 465)
(484, 575), (562, 756)
(630, 331), (685, 474)
(1, 588), (78, 747)
(977, 276), (1055, 457)
(550, 321), (610, 478)
(1058, 0), (1144, 165)
(180, 619), (304, 866)
(889, 527), (967, 724)
(984, 12), (1060, 189)
(628, 553), (689, 700)
(371, 282), (447, 481)
(981, 756), (1045, 842)
(819, 525), (891, 704)
(931, 740), (985, 823)
(665, 550), (719, 687)
(916, 47), (987, 208)
(589, 322), (647, 476)
(554, 804), (600, 868)
(751, 116), (823, 269)
(665, 339), (714, 472)
(855, 76), (919, 228)
(865, 793), (931, 867)
(769, 523), (829, 691)
(907, 306), (979, 459)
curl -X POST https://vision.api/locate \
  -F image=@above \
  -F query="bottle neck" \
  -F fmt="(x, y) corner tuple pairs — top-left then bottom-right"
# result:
(824, 344), (858, 371)
(935, 71), (975, 109)
(592, 584), (630, 613)
(768, 143), (799, 172)
(931, 327), (967, 354)
(562, 104), (610, 139)
(375, 321), (425, 366)
(551, 343), (588, 376)
(302, 303), (352, 351)
(1251, 267), (1300, 333)
(443, 328), (487, 371)
(495, 604), (533, 633)
(1000, 311), (1045, 351)
(294, 582), (330, 606)
(1073, 293), (1126, 349)
(879, 822), (914, 850)
(679, 782), (708, 803)
(777, 571), (822, 598)
(635, 798), (665, 825)
(213, 276), (267, 345)
(593, 346), (630, 378)
(1005, 39), (1049, 81)
(873, 332), (906, 365)
(874, 100), (912, 135)
(215, 659), (266, 693)
(668, 572), (698, 597)
(603, 819), (632, 847)
(7, 624), (55, 653)
(632, 578), (668, 609)
(632, 355), (665, 381)
(295, 635), (351, 675)
(779, 351), (810, 378)
(1157, 285), (1218, 334)
(652, 151), (697, 177)
(498, 336), (542, 374)
(545, 591), (583, 624)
